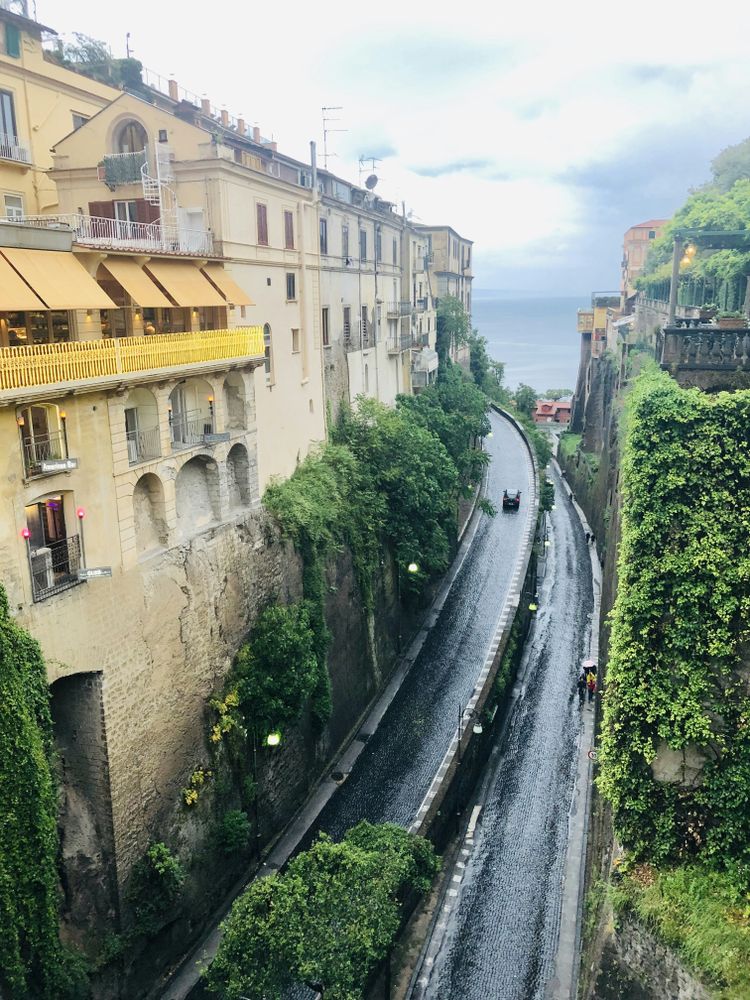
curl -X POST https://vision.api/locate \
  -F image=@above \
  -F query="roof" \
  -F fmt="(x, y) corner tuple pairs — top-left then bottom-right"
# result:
(414, 224), (473, 244)
(628, 219), (668, 231)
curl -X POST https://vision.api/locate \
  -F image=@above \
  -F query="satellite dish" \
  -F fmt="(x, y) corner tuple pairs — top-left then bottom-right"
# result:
(365, 174), (378, 190)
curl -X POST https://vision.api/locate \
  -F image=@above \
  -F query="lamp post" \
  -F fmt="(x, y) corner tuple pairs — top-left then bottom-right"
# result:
(396, 560), (419, 653)
(76, 506), (86, 567)
(252, 728), (282, 861)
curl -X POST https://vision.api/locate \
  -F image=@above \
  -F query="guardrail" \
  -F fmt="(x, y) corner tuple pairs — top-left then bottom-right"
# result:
(11, 213), (214, 256)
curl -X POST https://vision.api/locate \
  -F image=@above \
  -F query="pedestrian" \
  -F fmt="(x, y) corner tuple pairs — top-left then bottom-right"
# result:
(586, 668), (597, 704)
(576, 672), (587, 707)
(570, 492), (575, 503)
(584, 531), (590, 544)
(590, 533), (596, 547)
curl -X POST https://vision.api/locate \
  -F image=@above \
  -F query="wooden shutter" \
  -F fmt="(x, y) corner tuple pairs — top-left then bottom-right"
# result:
(257, 204), (268, 245)
(284, 210), (294, 249)
(88, 201), (116, 219)
(134, 199), (160, 224)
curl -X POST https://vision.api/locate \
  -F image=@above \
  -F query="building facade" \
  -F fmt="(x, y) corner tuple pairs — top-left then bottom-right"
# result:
(621, 219), (667, 304)
(416, 223), (472, 365)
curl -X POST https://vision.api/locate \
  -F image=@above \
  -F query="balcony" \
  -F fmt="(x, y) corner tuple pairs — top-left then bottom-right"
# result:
(415, 297), (428, 313)
(29, 535), (82, 602)
(127, 425), (161, 465)
(661, 324), (750, 377)
(22, 429), (74, 478)
(170, 409), (216, 448)
(0, 132), (31, 165)
(387, 334), (412, 354)
(412, 256), (425, 273)
(12, 213), (215, 256)
(386, 301), (412, 318)
(98, 149), (147, 187)
(0, 327), (264, 398)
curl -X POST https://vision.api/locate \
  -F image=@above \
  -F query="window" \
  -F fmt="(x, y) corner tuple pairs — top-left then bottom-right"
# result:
(0, 89), (17, 141)
(115, 119), (147, 154)
(4, 193), (23, 219)
(319, 218), (328, 255)
(114, 200), (137, 223)
(158, 129), (168, 143)
(17, 404), (66, 477)
(342, 223), (349, 260)
(72, 112), (89, 131)
(292, 328), (300, 353)
(361, 305), (368, 345)
(343, 306), (351, 347)
(25, 494), (82, 601)
(5, 23), (20, 59)
(322, 307), (329, 347)
(286, 272), (296, 301)
(263, 323), (273, 381)
(648, 230), (656, 239)
(359, 228), (367, 262)
(376, 228), (382, 263)
(284, 210), (295, 249)
(256, 203), (269, 246)
(392, 238), (398, 265)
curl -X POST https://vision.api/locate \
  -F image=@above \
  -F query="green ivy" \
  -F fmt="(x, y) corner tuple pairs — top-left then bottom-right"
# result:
(126, 842), (185, 937)
(597, 370), (750, 879)
(0, 585), (89, 999)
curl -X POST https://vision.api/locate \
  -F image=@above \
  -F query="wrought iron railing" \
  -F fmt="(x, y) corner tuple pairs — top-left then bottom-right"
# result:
(30, 535), (81, 602)
(126, 425), (161, 465)
(170, 409), (214, 447)
(0, 327), (264, 392)
(0, 132), (31, 164)
(10, 213), (214, 255)
(387, 334), (412, 354)
(22, 429), (66, 477)
(386, 301), (412, 318)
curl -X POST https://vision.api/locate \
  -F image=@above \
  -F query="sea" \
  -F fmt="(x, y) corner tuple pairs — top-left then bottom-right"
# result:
(471, 290), (589, 395)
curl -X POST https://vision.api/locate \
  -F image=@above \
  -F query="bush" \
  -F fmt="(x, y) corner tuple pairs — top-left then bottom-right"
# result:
(218, 811), (252, 856)
(127, 843), (185, 935)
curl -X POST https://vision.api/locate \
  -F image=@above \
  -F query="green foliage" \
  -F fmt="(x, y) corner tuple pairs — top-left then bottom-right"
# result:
(513, 383), (538, 419)
(467, 330), (510, 404)
(49, 33), (146, 92)
(218, 811), (252, 856)
(559, 431), (581, 461)
(711, 136), (750, 193)
(518, 415), (552, 469)
(126, 843), (185, 936)
(540, 477), (555, 512)
(613, 863), (750, 998)
(0, 585), (90, 999)
(203, 822), (439, 999)
(544, 388), (573, 400)
(436, 294), (469, 367)
(597, 370), (750, 876)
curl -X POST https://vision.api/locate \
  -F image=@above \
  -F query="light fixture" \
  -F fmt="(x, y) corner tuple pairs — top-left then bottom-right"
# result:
(472, 721), (483, 735)
(529, 601), (538, 612)
(407, 562), (419, 574)
(265, 731), (281, 747)
(60, 409), (67, 420)
(76, 507), (85, 519)
(86, 308), (93, 317)
(16, 413), (24, 427)
(544, 539), (550, 548)
(21, 527), (30, 539)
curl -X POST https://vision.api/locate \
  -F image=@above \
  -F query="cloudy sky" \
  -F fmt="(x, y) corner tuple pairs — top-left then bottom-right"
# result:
(40, 0), (750, 293)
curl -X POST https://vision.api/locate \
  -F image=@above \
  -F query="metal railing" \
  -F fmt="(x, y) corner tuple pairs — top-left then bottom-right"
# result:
(22, 430), (66, 477)
(127, 425), (161, 465)
(386, 301), (412, 318)
(412, 257), (425, 273)
(387, 334), (412, 354)
(170, 409), (214, 447)
(30, 535), (82, 602)
(0, 327), (265, 392)
(411, 370), (429, 388)
(415, 298), (428, 312)
(0, 132), (31, 164)
(11, 213), (214, 256)
(98, 149), (147, 186)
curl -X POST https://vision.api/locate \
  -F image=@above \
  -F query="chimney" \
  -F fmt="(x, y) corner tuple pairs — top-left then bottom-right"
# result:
(201, 97), (211, 115)
(269, 141), (277, 152)
(252, 126), (261, 143)
(168, 78), (179, 101)
(220, 108), (229, 128)
(237, 118), (246, 135)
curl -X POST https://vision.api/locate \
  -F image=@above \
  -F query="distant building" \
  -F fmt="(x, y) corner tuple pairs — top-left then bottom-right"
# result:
(533, 399), (571, 424)
(415, 224), (473, 366)
(622, 219), (668, 305)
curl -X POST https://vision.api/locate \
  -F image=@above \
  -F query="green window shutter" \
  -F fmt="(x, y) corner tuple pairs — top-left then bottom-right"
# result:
(5, 24), (21, 59)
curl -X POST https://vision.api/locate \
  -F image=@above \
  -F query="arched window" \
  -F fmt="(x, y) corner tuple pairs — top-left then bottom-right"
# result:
(115, 119), (147, 154)
(124, 388), (160, 465)
(169, 378), (214, 448)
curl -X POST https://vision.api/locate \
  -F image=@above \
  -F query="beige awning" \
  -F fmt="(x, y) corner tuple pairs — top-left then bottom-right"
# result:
(144, 260), (226, 307)
(1, 248), (116, 310)
(101, 257), (172, 308)
(200, 264), (254, 306)
(0, 254), (47, 310)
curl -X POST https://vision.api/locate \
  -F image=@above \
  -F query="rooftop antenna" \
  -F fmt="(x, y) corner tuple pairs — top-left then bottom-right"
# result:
(359, 155), (381, 188)
(125, 32), (132, 58)
(321, 106), (347, 171)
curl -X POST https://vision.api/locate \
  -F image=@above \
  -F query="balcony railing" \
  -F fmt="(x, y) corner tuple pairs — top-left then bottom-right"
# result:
(22, 429), (66, 477)
(661, 325), (750, 372)
(170, 409), (214, 447)
(98, 149), (147, 187)
(386, 301), (412, 318)
(11, 213), (214, 256)
(127, 426), (161, 465)
(412, 257), (425, 273)
(0, 132), (31, 164)
(30, 535), (82, 602)
(415, 297), (428, 313)
(387, 334), (412, 354)
(0, 327), (265, 393)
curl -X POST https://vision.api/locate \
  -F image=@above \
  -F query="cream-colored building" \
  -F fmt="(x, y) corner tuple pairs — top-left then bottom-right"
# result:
(416, 223), (472, 365)
(0, 1), (119, 217)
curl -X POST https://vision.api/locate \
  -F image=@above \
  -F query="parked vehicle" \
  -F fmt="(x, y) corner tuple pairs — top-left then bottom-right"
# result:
(502, 489), (521, 510)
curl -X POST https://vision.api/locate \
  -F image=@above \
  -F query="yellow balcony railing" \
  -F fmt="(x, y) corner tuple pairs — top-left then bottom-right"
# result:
(0, 327), (264, 391)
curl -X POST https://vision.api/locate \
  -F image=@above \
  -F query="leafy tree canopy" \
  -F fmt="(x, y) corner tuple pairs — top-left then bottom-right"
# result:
(711, 136), (750, 193)
(512, 383), (538, 419)
(544, 388), (573, 400)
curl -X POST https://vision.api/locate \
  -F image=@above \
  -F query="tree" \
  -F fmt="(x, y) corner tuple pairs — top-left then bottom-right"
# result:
(544, 388), (573, 401)
(711, 136), (750, 193)
(513, 383), (538, 419)
(436, 295), (469, 368)
(204, 822), (439, 999)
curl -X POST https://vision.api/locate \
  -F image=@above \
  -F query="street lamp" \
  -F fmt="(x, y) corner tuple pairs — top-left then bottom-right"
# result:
(407, 561), (419, 574)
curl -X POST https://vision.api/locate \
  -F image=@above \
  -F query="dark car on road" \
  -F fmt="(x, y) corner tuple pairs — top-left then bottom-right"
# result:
(502, 489), (521, 511)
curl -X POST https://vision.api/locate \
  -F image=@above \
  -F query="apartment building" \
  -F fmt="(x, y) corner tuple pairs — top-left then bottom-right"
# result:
(415, 223), (472, 365)
(0, 1), (119, 216)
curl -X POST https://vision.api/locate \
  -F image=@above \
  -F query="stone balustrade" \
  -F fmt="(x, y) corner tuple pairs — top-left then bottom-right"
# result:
(661, 325), (750, 372)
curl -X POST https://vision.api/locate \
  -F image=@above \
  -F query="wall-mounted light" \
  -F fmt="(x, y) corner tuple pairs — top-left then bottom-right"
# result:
(59, 409), (67, 420)
(21, 526), (30, 539)
(16, 413), (25, 427)
(76, 507), (85, 520)
(86, 309), (93, 318)
(134, 307), (142, 318)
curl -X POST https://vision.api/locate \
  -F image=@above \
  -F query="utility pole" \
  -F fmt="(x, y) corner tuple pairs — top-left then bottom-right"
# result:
(321, 107), (346, 171)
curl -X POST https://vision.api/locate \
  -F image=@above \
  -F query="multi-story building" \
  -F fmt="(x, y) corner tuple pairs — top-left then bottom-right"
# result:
(405, 226), (438, 390)
(0, 1), (119, 217)
(621, 219), (667, 305)
(415, 223), (472, 365)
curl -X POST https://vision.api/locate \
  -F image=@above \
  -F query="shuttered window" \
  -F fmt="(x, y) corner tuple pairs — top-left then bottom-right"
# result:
(256, 203), (269, 246)
(322, 307), (329, 347)
(342, 224), (349, 260)
(5, 24), (20, 59)
(284, 210), (294, 249)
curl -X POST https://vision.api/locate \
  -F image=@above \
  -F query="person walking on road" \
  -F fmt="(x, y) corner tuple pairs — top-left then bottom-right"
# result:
(584, 531), (590, 544)
(586, 668), (597, 704)
(576, 672), (587, 707)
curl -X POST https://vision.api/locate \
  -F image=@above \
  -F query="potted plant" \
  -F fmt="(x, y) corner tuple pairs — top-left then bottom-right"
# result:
(717, 310), (747, 328)
(698, 302), (717, 322)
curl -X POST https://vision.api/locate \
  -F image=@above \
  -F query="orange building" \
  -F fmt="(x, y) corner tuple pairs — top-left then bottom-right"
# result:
(621, 219), (668, 304)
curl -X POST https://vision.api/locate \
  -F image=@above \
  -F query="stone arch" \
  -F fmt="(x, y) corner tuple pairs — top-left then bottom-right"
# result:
(226, 443), (251, 508)
(169, 377), (214, 446)
(133, 472), (168, 554)
(223, 372), (246, 430)
(174, 455), (220, 538)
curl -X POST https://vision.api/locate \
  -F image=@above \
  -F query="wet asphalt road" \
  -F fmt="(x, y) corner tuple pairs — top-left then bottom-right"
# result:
(304, 411), (533, 840)
(417, 463), (594, 1000)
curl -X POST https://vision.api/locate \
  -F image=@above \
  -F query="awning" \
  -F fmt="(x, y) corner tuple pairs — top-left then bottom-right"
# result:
(1, 248), (116, 310)
(101, 257), (172, 308)
(200, 264), (254, 306)
(144, 260), (226, 307)
(0, 254), (47, 310)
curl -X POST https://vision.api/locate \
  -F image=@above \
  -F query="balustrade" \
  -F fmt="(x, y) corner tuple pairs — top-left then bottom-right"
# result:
(661, 326), (750, 371)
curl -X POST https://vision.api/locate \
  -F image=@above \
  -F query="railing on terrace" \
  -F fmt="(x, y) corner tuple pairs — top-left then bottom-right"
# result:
(387, 334), (412, 354)
(661, 325), (750, 372)
(386, 301), (412, 318)
(10, 213), (214, 256)
(127, 426), (161, 465)
(170, 409), (214, 447)
(0, 327), (264, 392)
(0, 132), (31, 164)
(22, 430), (66, 477)
(415, 297), (428, 312)
(30, 535), (82, 602)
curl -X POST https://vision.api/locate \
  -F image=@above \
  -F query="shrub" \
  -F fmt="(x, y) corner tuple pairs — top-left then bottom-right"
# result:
(127, 843), (185, 935)
(218, 811), (252, 856)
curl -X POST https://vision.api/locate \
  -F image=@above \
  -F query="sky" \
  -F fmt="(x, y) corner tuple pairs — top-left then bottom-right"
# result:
(38, 0), (750, 294)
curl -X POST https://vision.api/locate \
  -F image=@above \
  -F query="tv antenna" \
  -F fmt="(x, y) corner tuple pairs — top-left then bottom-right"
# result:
(359, 155), (381, 188)
(321, 107), (347, 170)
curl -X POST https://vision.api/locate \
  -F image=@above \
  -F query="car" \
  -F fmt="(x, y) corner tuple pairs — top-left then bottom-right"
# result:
(502, 489), (521, 510)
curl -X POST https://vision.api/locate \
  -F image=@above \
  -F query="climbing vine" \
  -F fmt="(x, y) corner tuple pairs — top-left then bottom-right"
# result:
(597, 370), (750, 881)
(0, 585), (87, 999)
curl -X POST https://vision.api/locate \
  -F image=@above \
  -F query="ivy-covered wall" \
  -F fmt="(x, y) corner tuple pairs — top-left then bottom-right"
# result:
(598, 370), (750, 878)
